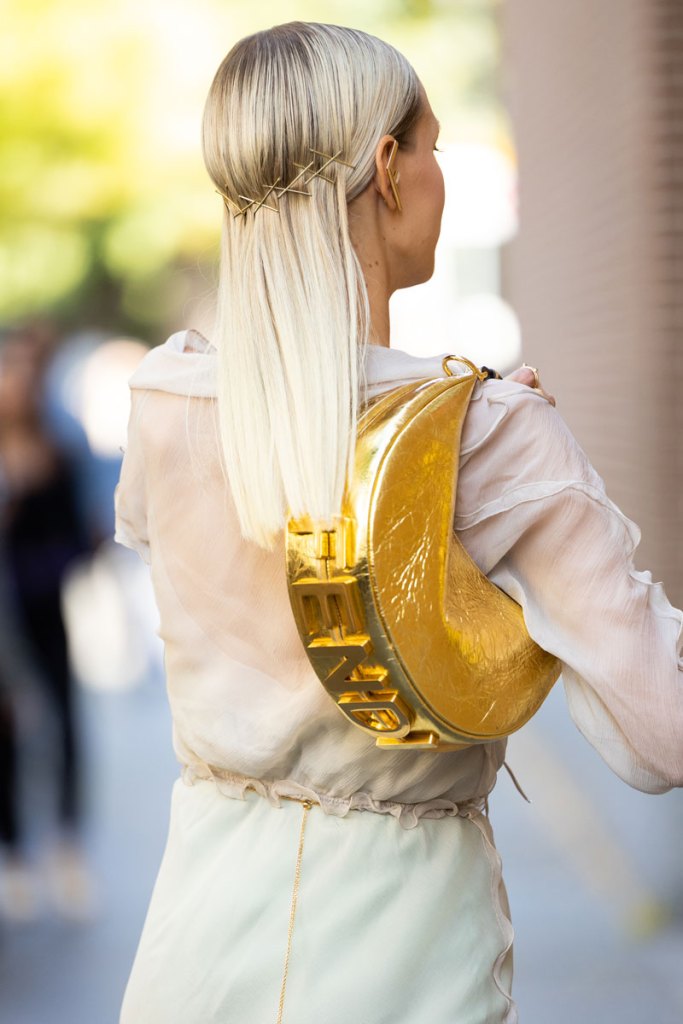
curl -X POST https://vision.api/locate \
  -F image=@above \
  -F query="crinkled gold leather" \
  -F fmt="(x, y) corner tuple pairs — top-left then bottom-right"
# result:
(286, 370), (561, 750)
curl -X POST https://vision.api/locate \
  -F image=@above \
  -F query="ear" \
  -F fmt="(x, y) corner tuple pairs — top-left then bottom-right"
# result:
(373, 134), (400, 212)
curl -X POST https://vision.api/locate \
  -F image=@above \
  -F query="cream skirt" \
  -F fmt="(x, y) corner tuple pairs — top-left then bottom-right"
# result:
(120, 777), (517, 1024)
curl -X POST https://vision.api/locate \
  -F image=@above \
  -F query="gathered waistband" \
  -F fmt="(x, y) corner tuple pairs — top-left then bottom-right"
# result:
(180, 763), (490, 830)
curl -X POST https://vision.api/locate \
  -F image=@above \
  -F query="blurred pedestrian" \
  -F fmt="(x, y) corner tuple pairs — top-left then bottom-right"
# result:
(0, 324), (96, 921)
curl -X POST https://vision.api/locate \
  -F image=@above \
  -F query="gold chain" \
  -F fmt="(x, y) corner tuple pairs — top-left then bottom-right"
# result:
(276, 799), (313, 1024)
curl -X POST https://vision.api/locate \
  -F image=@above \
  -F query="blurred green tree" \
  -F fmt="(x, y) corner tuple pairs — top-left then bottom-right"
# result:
(0, 0), (504, 342)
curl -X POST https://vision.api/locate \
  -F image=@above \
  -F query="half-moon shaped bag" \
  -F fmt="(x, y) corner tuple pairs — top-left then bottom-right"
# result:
(286, 357), (561, 751)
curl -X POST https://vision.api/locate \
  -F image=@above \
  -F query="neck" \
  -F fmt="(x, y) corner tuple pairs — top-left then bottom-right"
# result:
(364, 266), (391, 349)
(348, 195), (392, 349)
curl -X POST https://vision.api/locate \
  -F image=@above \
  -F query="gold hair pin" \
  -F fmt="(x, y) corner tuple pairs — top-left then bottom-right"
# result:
(216, 149), (356, 219)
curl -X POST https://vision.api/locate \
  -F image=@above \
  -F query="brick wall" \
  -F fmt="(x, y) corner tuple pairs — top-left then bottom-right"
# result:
(501, 0), (682, 603)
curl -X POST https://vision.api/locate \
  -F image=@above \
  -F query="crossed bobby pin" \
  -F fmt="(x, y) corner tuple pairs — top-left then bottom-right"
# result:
(215, 149), (355, 218)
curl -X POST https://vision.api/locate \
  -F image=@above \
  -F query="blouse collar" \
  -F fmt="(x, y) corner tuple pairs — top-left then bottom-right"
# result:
(128, 328), (473, 397)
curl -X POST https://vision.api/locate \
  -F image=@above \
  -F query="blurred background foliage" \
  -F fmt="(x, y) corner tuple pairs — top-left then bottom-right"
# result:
(0, 0), (506, 343)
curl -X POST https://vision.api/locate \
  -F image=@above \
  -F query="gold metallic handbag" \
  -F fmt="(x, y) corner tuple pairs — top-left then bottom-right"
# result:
(286, 356), (561, 751)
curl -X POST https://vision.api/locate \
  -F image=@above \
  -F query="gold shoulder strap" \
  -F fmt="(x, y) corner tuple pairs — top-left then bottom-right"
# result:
(286, 357), (560, 751)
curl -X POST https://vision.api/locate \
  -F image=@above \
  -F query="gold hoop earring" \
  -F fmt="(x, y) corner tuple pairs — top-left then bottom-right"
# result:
(386, 139), (402, 213)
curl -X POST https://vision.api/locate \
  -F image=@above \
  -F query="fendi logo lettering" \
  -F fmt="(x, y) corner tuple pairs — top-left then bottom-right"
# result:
(290, 575), (413, 737)
(338, 692), (412, 735)
(290, 577), (364, 635)
(306, 635), (380, 694)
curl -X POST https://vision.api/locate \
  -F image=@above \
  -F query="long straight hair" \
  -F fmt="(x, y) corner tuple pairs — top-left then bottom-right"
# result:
(201, 22), (421, 549)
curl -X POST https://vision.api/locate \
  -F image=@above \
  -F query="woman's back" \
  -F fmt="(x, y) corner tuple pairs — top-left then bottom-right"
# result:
(117, 328), (683, 805)
(116, 330), (510, 820)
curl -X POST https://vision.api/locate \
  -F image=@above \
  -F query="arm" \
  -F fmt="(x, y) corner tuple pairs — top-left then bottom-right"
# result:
(114, 391), (151, 564)
(456, 386), (683, 793)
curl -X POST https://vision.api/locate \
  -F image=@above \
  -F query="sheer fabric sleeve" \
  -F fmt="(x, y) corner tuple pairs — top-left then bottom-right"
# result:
(456, 384), (683, 794)
(114, 390), (151, 564)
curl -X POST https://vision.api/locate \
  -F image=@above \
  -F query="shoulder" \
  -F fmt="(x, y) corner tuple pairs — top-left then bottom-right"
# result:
(457, 378), (608, 523)
(128, 329), (217, 398)
(463, 378), (598, 478)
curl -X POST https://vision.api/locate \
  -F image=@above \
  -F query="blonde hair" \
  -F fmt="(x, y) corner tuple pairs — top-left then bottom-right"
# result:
(201, 22), (421, 549)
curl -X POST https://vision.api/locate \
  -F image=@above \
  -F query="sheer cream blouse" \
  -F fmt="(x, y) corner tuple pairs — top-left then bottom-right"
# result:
(114, 329), (683, 826)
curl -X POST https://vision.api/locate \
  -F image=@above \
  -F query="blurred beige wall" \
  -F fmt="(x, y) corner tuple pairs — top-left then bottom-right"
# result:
(501, 0), (682, 605)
